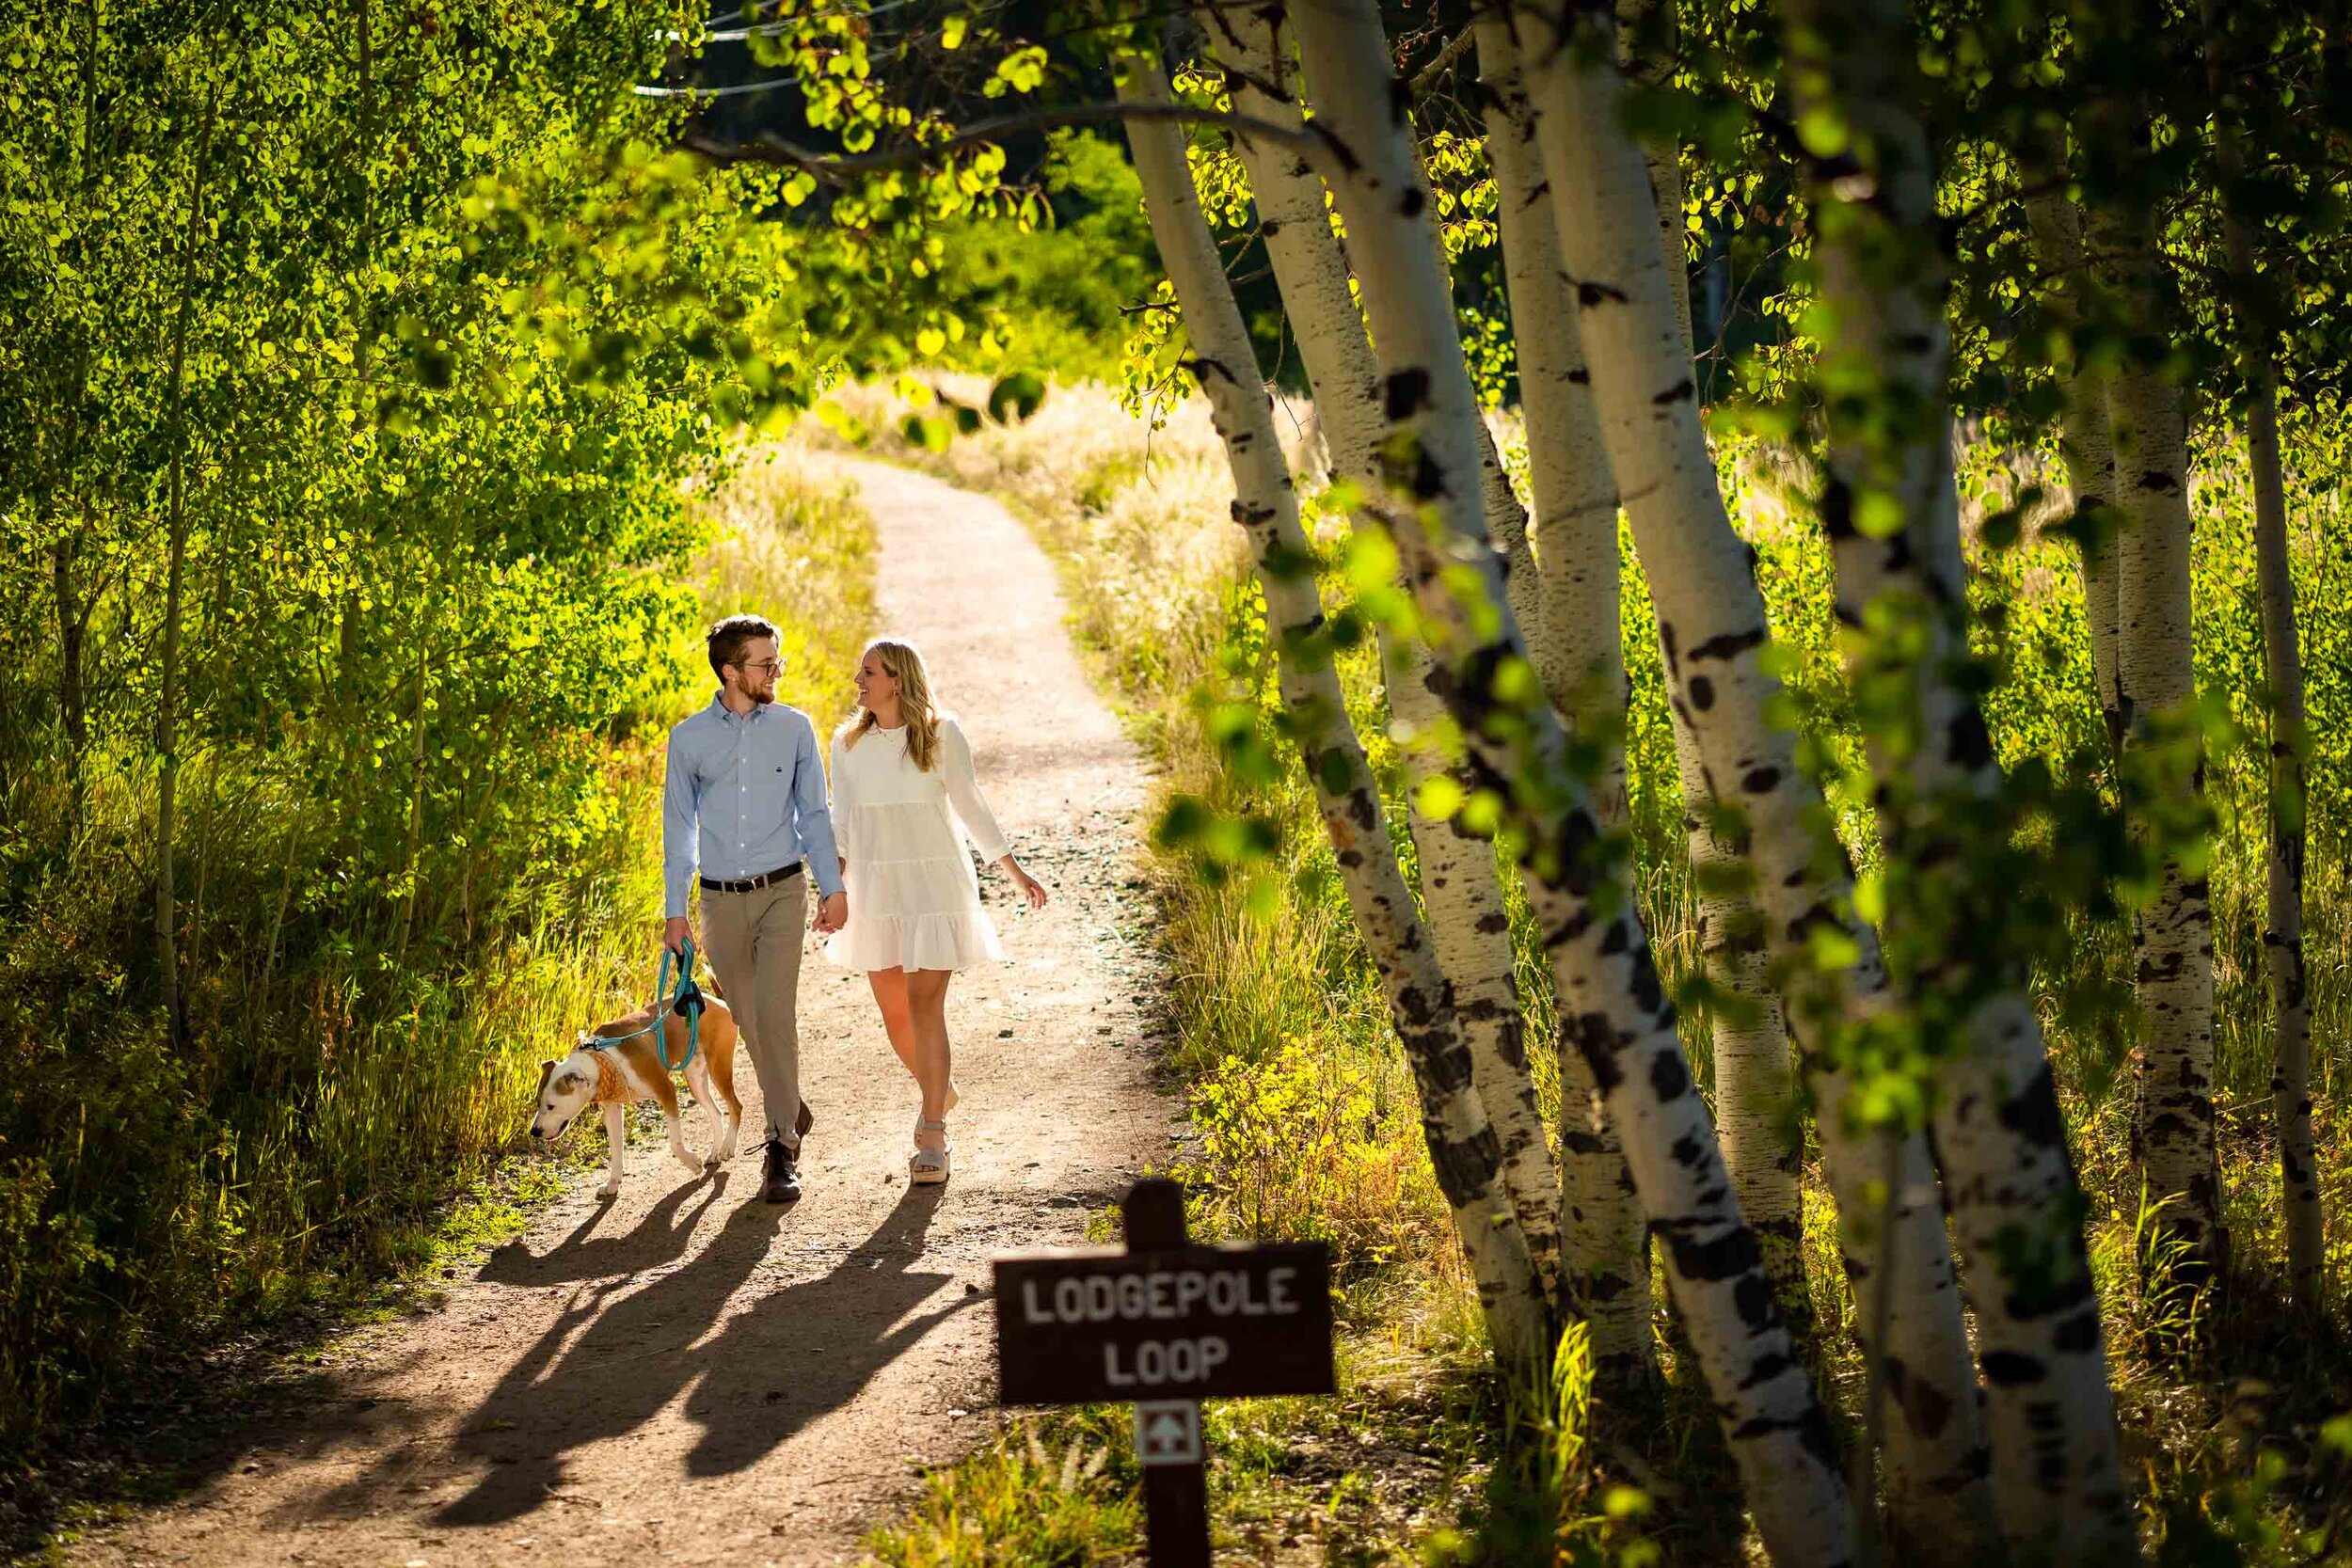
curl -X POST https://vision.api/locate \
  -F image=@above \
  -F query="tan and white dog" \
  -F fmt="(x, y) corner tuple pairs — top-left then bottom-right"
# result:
(529, 995), (744, 1200)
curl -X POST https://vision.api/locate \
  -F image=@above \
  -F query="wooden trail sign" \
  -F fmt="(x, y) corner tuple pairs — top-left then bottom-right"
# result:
(993, 1179), (1336, 1567)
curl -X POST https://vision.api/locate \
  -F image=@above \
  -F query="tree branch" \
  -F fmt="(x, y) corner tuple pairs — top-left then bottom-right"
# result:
(1408, 26), (1476, 96)
(682, 100), (1353, 184)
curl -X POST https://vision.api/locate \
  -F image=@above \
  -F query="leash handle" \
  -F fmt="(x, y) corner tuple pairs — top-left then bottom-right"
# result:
(655, 937), (703, 1076)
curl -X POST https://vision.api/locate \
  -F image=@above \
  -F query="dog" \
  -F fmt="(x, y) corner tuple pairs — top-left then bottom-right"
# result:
(529, 994), (745, 1200)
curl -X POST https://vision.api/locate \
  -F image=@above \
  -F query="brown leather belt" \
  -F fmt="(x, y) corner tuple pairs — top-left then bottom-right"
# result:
(699, 861), (804, 895)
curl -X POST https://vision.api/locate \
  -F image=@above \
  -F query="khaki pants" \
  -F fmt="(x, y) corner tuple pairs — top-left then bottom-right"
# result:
(702, 873), (808, 1148)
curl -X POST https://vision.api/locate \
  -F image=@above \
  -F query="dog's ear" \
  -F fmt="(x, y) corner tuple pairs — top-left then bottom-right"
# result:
(533, 1060), (556, 1101)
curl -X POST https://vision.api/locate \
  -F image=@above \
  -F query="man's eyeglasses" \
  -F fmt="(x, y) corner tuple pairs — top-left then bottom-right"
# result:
(736, 659), (784, 676)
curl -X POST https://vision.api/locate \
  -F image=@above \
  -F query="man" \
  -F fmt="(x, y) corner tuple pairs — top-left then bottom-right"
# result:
(663, 614), (847, 1205)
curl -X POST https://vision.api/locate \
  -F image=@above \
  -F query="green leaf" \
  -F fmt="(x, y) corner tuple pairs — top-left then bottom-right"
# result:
(987, 370), (1046, 423)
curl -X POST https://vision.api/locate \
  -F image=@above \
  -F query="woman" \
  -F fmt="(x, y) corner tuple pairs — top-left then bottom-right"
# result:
(825, 638), (1047, 1184)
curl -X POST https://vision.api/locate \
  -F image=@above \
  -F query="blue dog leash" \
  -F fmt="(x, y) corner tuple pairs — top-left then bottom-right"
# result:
(658, 938), (706, 1073)
(580, 938), (704, 1074)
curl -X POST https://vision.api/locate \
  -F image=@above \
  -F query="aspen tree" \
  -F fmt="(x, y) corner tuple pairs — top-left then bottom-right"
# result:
(2018, 135), (2125, 762)
(1783, 0), (2132, 1554)
(1114, 45), (1551, 1373)
(2106, 215), (2227, 1272)
(1188, 6), (1581, 1326)
(2201, 0), (2322, 1304)
(1509, 1), (2005, 1553)
(1285, 2), (1853, 1554)
(1464, 11), (1654, 1376)
(1606, 7), (1815, 1344)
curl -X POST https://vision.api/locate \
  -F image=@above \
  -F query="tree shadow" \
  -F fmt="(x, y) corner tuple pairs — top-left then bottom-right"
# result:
(475, 1172), (729, 1287)
(342, 1185), (973, 1528)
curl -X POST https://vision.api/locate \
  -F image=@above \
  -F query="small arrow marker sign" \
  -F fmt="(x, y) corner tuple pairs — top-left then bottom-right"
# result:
(1136, 1401), (1201, 1467)
(993, 1179), (1335, 1567)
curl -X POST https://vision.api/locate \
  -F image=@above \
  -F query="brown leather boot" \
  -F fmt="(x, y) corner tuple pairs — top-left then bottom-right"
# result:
(761, 1134), (802, 1205)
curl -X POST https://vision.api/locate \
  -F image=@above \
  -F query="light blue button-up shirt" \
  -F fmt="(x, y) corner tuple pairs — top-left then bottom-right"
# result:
(662, 693), (844, 917)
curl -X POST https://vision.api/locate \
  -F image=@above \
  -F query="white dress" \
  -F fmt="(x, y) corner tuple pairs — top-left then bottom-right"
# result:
(823, 715), (1009, 973)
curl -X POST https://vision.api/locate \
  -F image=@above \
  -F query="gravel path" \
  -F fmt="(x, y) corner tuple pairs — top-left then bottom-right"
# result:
(76, 456), (1175, 1568)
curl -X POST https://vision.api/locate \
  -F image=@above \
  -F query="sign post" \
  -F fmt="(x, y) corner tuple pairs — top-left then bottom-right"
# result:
(994, 1178), (1335, 1567)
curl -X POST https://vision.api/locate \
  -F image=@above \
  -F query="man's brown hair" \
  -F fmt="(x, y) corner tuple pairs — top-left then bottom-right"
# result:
(707, 614), (781, 681)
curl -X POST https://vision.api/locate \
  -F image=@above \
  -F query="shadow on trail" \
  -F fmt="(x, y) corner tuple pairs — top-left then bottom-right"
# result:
(392, 1185), (970, 1528)
(475, 1172), (729, 1287)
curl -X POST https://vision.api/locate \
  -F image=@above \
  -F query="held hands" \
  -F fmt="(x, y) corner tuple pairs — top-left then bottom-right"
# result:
(812, 891), (848, 935)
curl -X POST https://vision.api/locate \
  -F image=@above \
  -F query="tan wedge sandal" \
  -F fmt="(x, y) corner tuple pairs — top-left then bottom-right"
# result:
(911, 1117), (952, 1186)
(913, 1085), (959, 1142)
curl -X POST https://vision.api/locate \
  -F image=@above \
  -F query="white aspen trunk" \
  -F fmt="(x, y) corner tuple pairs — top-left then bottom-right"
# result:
(1195, 8), (1574, 1326)
(2245, 377), (2321, 1302)
(2106, 215), (2227, 1274)
(1603, 1), (1816, 1349)
(1465, 14), (1654, 1382)
(1116, 50), (1550, 1374)
(1784, 5), (2132, 1555)
(2018, 143), (2124, 762)
(1512, 5), (2002, 1556)
(2201, 0), (2322, 1303)
(1615, 0), (1694, 355)
(1475, 407), (1543, 640)
(1669, 707), (1812, 1343)
(1286, 5), (1855, 1556)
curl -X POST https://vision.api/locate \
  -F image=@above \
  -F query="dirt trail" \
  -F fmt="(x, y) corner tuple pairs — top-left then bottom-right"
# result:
(77, 457), (1175, 1568)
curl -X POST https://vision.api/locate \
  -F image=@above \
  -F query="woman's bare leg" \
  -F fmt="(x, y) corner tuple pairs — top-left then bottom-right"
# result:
(909, 969), (956, 1139)
(866, 968), (920, 1080)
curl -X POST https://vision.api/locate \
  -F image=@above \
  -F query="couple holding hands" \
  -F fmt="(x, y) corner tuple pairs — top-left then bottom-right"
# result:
(661, 614), (1045, 1204)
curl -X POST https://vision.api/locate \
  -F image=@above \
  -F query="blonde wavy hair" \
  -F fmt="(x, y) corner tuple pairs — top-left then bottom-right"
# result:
(840, 637), (942, 771)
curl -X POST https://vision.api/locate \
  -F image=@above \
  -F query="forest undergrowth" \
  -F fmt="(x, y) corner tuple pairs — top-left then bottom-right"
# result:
(0, 454), (873, 1556)
(819, 376), (2352, 1566)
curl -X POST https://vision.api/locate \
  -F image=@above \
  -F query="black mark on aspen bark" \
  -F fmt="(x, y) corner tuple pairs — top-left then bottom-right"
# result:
(1651, 378), (1695, 405)
(2053, 1307), (2102, 1354)
(1659, 1221), (1758, 1284)
(1883, 1355), (1956, 1437)
(1650, 1052), (1690, 1101)
(1385, 368), (1432, 420)
(1426, 1125), (1503, 1208)
(1386, 72), (1412, 125)
(1978, 1350), (2047, 1386)
(1688, 674), (1716, 710)
(1688, 627), (1766, 662)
